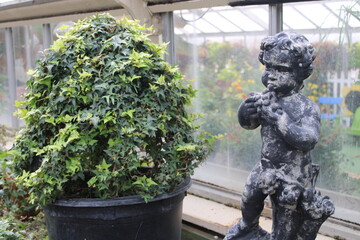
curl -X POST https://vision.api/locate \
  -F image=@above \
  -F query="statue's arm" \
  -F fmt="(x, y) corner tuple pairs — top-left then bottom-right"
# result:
(238, 96), (261, 130)
(276, 104), (320, 151)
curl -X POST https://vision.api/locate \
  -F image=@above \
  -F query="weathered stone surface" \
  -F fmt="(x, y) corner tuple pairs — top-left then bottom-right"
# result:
(224, 32), (335, 240)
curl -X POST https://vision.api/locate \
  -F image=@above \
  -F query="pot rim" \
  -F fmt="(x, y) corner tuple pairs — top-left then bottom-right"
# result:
(49, 177), (191, 208)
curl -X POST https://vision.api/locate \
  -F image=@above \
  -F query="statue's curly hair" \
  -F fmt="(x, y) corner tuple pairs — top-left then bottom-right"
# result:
(258, 32), (316, 81)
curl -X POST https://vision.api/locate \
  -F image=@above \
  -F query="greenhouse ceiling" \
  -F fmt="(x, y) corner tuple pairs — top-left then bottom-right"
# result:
(0, 0), (358, 39)
(174, 0), (360, 37)
(0, 0), (321, 24)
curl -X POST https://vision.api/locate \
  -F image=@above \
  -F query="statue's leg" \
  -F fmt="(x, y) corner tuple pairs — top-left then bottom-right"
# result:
(224, 163), (269, 240)
(270, 197), (302, 240)
(270, 184), (303, 240)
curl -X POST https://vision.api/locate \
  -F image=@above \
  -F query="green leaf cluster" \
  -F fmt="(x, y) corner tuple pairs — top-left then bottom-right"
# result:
(0, 213), (48, 240)
(11, 13), (214, 206)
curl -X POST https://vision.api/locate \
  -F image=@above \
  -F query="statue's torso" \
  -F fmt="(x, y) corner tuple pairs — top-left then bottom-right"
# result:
(260, 93), (315, 186)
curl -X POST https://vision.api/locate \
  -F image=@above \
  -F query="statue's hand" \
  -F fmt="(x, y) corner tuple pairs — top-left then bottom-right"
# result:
(243, 92), (262, 120)
(261, 101), (284, 124)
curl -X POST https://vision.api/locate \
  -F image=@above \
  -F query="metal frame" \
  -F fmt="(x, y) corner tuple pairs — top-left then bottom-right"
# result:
(5, 27), (17, 128)
(162, 11), (176, 65)
(42, 23), (52, 49)
(269, 3), (283, 35)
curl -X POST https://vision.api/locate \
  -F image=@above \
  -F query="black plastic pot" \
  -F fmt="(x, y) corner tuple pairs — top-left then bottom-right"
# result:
(44, 177), (191, 240)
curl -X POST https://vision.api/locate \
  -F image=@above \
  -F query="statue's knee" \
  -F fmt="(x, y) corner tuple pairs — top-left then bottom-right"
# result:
(241, 186), (258, 206)
(258, 168), (281, 195)
(278, 184), (302, 209)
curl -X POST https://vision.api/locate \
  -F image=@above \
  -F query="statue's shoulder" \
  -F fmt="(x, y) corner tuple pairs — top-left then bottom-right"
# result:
(297, 93), (321, 117)
(281, 92), (311, 105)
(293, 93), (317, 105)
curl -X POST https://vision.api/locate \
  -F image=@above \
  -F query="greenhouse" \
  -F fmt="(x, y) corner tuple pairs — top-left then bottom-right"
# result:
(0, 0), (359, 239)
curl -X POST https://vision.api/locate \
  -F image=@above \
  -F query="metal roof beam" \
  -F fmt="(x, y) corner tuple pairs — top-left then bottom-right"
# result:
(175, 26), (360, 39)
(149, 0), (236, 13)
(289, 4), (320, 29)
(0, 0), (59, 10)
(148, 0), (324, 13)
(176, 29), (268, 38)
(0, 9), (128, 28)
(199, 10), (225, 33)
(217, 11), (245, 32)
(322, 2), (351, 29)
(229, 0), (322, 7)
(0, 0), (125, 24)
(237, 6), (268, 30)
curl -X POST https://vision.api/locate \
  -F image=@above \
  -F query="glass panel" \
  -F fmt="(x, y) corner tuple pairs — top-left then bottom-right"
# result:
(219, 9), (265, 31)
(284, 0), (360, 216)
(293, 3), (339, 29)
(192, 18), (221, 33)
(12, 25), (44, 127)
(282, 6), (316, 30)
(205, 12), (241, 33)
(0, 29), (10, 128)
(0, 0), (32, 7)
(175, 4), (268, 191)
(175, 0), (360, 225)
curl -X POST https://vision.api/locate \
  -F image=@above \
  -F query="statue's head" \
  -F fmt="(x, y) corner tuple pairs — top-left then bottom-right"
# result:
(259, 32), (316, 84)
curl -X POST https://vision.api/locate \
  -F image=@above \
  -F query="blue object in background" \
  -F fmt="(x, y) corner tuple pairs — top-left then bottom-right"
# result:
(318, 97), (342, 120)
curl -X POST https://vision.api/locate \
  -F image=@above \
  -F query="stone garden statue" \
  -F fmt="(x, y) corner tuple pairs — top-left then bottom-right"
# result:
(224, 32), (335, 240)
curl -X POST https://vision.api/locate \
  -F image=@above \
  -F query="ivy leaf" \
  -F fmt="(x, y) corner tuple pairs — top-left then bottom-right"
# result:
(133, 176), (158, 189)
(156, 75), (166, 85)
(97, 159), (112, 171)
(58, 24), (70, 31)
(38, 76), (52, 88)
(51, 40), (66, 53)
(87, 176), (97, 187)
(66, 157), (82, 173)
(121, 109), (135, 119)
(176, 144), (197, 152)
(45, 116), (56, 126)
(66, 131), (80, 145)
(90, 116), (100, 128)
(78, 70), (92, 79)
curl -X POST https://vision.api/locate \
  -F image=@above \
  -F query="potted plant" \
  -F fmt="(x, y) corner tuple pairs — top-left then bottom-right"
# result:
(11, 13), (214, 240)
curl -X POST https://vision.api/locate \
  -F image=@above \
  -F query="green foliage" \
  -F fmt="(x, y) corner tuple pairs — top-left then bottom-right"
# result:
(349, 41), (360, 70)
(303, 41), (343, 102)
(312, 121), (344, 185)
(0, 125), (45, 240)
(0, 217), (26, 240)
(0, 213), (48, 240)
(0, 72), (8, 110)
(11, 14), (214, 206)
(0, 126), (37, 221)
(0, 150), (37, 219)
(312, 121), (360, 196)
(0, 125), (13, 150)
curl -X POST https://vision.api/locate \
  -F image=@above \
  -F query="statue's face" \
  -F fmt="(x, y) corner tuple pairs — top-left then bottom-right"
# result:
(261, 63), (299, 94)
(260, 44), (302, 94)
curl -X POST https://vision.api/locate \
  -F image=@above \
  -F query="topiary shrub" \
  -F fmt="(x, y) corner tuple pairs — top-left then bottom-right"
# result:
(12, 13), (214, 206)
